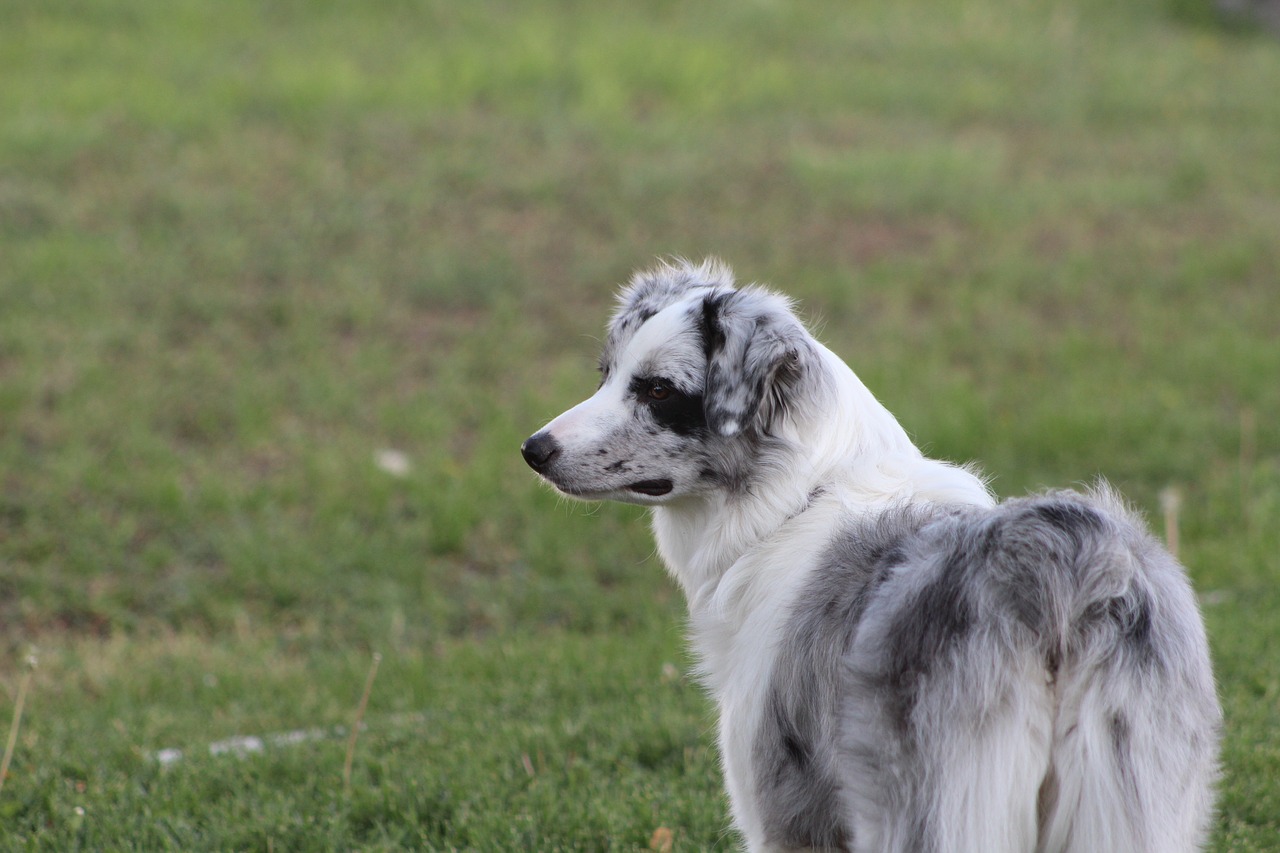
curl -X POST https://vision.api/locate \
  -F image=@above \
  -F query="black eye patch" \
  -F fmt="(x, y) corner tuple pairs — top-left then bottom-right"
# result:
(629, 377), (707, 436)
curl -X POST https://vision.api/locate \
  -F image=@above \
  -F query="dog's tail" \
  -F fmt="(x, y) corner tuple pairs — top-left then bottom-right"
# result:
(1027, 490), (1221, 853)
(842, 489), (1221, 853)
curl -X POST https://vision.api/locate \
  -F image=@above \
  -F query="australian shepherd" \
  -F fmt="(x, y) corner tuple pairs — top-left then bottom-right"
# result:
(521, 259), (1220, 852)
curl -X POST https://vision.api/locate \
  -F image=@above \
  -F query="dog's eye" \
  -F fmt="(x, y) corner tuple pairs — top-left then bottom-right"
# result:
(646, 382), (672, 402)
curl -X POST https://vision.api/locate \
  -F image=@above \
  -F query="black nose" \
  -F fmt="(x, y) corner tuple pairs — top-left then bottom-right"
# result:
(521, 432), (561, 472)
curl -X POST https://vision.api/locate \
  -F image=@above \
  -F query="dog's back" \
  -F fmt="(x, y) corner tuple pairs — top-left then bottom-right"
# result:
(818, 489), (1220, 853)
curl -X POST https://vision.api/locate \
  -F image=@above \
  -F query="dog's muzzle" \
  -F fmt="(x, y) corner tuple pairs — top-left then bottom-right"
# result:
(520, 431), (561, 473)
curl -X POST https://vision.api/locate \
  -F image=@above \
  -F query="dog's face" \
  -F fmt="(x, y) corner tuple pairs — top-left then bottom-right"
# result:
(521, 260), (814, 506)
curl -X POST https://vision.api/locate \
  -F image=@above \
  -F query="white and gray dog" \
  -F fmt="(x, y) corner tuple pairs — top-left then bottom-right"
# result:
(521, 259), (1220, 853)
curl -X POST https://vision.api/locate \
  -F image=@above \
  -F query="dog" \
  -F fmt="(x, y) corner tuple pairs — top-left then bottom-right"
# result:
(521, 259), (1221, 852)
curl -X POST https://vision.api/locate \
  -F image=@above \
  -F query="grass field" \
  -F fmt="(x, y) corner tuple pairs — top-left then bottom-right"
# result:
(2, 0), (1278, 848)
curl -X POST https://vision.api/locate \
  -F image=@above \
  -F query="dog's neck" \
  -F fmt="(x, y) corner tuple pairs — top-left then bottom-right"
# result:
(651, 347), (993, 604)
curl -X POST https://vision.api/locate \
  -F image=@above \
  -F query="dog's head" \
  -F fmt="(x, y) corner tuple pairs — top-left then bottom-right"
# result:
(521, 259), (820, 505)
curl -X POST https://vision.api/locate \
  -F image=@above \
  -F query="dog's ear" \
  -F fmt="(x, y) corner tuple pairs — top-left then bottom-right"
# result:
(701, 288), (812, 438)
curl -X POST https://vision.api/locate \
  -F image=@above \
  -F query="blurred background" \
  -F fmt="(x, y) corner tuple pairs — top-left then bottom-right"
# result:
(2, 0), (1278, 848)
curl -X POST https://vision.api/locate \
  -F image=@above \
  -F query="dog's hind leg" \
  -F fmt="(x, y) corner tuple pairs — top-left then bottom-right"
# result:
(920, 649), (1058, 853)
(842, 629), (1058, 853)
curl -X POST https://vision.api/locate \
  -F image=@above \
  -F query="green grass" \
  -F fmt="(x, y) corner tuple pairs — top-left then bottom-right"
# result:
(2, 0), (1278, 848)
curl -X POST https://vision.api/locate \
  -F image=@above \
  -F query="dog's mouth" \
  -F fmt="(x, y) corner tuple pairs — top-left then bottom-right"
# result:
(627, 479), (674, 497)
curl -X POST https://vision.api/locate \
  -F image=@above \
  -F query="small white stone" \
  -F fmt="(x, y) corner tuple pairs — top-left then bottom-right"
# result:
(155, 748), (184, 766)
(375, 449), (411, 477)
